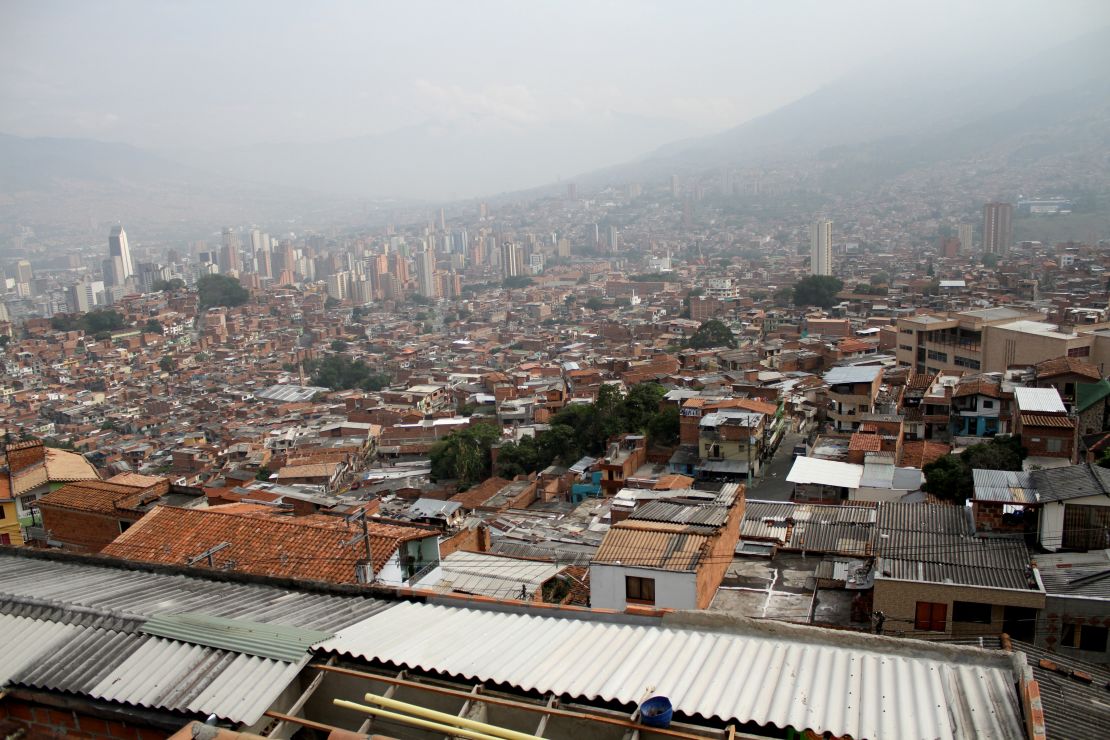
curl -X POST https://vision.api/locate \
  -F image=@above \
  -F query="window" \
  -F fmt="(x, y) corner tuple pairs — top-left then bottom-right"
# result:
(1062, 623), (1109, 653)
(1046, 438), (1064, 453)
(899, 344), (913, 352)
(954, 356), (981, 369)
(118, 520), (131, 533)
(915, 601), (947, 631)
(982, 400), (994, 409)
(0, 506), (5, 519)
(953, 601), (992, 625)
(0, 534), (9, 545)
(1068, 346), (1091, 358)
(927, 350), (948, 362)
(625, 576), (656, 605)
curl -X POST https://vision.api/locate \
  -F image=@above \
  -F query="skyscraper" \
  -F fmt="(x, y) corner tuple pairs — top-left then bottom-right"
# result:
(810, 220), (833, 276)
(608, 225), (620, 253)
(416, 247), (438, 299)
(500, 241), (521, 278)
(220, 228), (242, 274)
(958, 223), (974, 254)
(982, 202), (1013, 256)
(108, 225), (134, 282)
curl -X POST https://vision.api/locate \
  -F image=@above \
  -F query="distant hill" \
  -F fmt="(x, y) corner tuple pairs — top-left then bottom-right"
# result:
(580, 27), (1110, 191)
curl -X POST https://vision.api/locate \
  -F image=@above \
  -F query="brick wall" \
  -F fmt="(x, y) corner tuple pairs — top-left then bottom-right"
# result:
(439, 524), (490, 557)
(39, 506), (142, 553)
(972, 500), (1028, 534)
(694, 486), (746, 609)
(873, 578), (1045, 637)
(0, 698), (168, 740)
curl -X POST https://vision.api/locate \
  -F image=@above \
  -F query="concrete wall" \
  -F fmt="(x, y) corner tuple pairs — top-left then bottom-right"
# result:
(588, 563), (696, 611)
(1038, 495), (1110, 552)
(1038, 595), (1110, 664)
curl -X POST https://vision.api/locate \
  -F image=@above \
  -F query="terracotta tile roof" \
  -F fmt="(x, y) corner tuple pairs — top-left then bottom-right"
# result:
(106, 472), (166, 487)
(102, 505), (432, 582)
(1035, 356), (1102, 381)
(44, 448), (100, 482)
(1020, 413), (1075, 428)
(275, 462), (340, 479)
(901, 441), (952, 469)
(450, 477), (513, 510)
(953, 378), (1002, 398)
(849, 434), (883, 452)
(36, 480), (152, 514)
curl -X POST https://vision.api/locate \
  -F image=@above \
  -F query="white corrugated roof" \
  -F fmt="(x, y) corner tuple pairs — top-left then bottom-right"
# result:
(787, 456), (863, 489)
(1013, 387), (1067, 413)
(317, 602), (1024, 740)
(824, 365), (882, 384)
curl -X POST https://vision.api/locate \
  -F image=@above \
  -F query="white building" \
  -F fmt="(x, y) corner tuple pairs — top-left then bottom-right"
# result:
(810, 219), (832, 276)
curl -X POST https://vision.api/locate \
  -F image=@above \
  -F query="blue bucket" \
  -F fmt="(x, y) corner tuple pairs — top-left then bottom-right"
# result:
(640, 696), (673, 728)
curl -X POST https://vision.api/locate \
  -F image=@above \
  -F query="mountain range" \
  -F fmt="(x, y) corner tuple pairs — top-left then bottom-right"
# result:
(1, 27), (1107, 233)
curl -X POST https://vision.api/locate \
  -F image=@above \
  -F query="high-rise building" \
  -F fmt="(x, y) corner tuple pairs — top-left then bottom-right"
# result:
(566, 183), (577, 200)
(416, 248), (439, 299)
(108, 225), (134, 281)
(670, 174), (680, 198)
(958, 223), (974, 254)
(810, 220), (833, 276)
(14, 259), (33, 285)
(982, 202), (1013, 256)
(608, 225), (620, 253)
(500, 241), (522, 278)
(220, 228), (242, 274)
(326, 271), (349, 301)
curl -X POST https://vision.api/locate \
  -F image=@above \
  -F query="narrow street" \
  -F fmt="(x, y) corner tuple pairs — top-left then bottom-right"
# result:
(747, 431), (805, 501)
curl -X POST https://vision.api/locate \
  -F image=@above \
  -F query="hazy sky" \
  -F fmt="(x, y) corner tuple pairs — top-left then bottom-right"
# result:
(2, 0), (1107, 152)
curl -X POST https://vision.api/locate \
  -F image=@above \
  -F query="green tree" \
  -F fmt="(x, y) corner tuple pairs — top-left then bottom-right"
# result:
(429, 423), (501, 485)
(982, 253), (1000, 268)
(495, 436), (539, 478)
(686, 319), (735, 349)
(772, 286), (794, 307)
(143, 319), (164, 335)
(197, 274), (249, 309)
(585, 297), (606, 311)
(870, 272), (890, 286)
(792, 275), (844, 308)
(158, 355), (174, 372)
(923, 438), (1026, 503)
(646, 405), (680, 447)
(308, 355), (390, 391)
(0, 335), (10, 348)
(502, 275), (535, 289)
(255, 466), (273, 481)
(621, 382), (666, 433)
(330, 339), (349, 352)
(535, 424), (582, 468)
(152, 278), (186, 292)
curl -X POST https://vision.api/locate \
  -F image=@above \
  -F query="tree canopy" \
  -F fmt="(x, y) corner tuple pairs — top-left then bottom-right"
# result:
(430, 423), (501, 486)
(197, 274), (249, 309)
(432, 382), (678, 489)
(922, 437), (1026, 503)
(50, 310), (125, 335)
(308, 355), (390, 391)
(792, 275), (844, 308)
(502, 275), (535, 289)
(685, 319), (735, 349)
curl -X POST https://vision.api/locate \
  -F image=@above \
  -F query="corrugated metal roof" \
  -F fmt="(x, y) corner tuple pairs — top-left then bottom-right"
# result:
(317, 602), (1025, 740)
(786, 456), (863, 489)
(1031, 463), (1110, 502)
(876, 503), (1039, 591)
(1013, 387), (1067, 413)
(824, 365), (882, 384)
(141, 612), (333, 662)
(593, 521), (712, 571)
(972, 469), (1037, 504)
(0, 552), (392, 632)
(741, 501), (876, 556)
(631, 500), (729, 528)
(10, 625), (305, 725)
(1035, 549), (1110, 599)
(424, 551), (561, 600)
(0, 614), (81, 687)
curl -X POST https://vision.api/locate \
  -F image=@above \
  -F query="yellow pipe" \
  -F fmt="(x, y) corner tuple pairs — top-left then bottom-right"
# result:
(332, 699), (508, 740)
(362, 692), (543, 740)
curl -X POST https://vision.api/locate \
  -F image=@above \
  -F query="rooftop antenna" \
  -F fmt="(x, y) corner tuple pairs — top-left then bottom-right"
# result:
(343, 508), (373, 561)
(186, 541), (229, 567)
